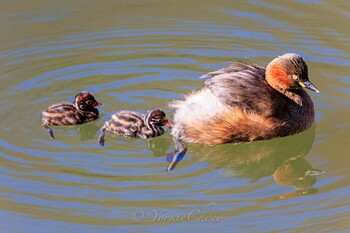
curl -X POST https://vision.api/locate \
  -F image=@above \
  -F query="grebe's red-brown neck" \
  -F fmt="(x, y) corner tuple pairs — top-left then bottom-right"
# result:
(265, 53), (319, 105)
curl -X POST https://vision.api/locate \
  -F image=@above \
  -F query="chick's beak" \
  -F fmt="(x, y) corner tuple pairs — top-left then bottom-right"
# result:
(299, 80), (319, 93)
(93, 101), (102, 106)
(162, 119), (173, 127)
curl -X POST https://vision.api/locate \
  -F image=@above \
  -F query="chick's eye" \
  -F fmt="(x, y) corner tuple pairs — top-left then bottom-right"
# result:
(86, 100), (92, 105)
(292, 75), (299, 80)
(154, 117), (162, 122)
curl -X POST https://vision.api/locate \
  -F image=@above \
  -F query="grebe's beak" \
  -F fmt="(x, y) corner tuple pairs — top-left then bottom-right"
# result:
(93, 101), (102, 106)
(304, 169), (325, 177)
(299, 80), (319, 93)
(162, 119), (173, 127)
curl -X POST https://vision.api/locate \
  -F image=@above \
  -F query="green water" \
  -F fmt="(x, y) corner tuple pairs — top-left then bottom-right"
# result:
(1, 1), (349, 232)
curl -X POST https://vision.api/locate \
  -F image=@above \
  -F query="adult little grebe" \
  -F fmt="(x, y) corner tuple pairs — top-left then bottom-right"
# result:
(98, 108), (172, 146)
(41, 91), (102, 139)
(167, 53), (318, 170)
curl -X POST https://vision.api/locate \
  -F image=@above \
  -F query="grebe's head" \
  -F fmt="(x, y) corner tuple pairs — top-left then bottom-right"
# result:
(73, 91), (102, 111)
(266, 53), (319, 93)
(144, 108), (173, 128)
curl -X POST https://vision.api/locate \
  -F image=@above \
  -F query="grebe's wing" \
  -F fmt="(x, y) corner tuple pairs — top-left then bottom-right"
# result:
(200, 62), (264, 79)
(201, 62), (281, 117)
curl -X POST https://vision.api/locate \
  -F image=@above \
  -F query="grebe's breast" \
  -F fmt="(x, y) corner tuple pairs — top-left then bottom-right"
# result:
(79, 108), (99, 123)
(276, 89), (315, 137)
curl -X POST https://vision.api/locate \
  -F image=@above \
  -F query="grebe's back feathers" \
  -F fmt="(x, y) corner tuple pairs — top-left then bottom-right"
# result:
(200, 62), (265, 79)
(201, 62), (282, 118)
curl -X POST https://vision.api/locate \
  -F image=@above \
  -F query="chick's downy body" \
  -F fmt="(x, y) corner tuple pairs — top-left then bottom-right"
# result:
(98, 108), (172, 146)
(41, 92), (102, 138)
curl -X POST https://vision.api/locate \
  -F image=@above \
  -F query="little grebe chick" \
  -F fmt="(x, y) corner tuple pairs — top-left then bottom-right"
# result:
(41, 91), (102, 139)
(170, 53), (319, 147)
(98, 108), (172, 146)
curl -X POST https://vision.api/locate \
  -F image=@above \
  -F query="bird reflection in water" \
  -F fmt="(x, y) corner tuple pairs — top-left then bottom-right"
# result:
(75, 122), (102, 141)
(176, 125), (324, 199)
(73, 120), (324, 199)
(273, 158), (324, 199)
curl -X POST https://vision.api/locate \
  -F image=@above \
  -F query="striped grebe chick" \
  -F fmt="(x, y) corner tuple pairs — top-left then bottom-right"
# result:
(41, 91), (102, 139)
(167, 53), (319, 171)
(98, 108), (172, 146)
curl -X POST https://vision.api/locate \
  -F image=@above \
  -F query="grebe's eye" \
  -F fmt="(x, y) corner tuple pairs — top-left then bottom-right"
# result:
(292, 75), (299, 80)
(86, 100), (92, 105)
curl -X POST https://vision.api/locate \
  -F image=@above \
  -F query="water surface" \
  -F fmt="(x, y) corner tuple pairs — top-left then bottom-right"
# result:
(1, 1), (350, 232)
